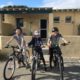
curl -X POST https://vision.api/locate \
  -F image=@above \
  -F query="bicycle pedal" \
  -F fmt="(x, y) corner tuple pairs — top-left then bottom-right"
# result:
(8, 68), (13, 70)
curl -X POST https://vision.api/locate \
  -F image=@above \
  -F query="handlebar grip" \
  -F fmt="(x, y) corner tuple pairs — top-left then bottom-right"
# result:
(61, 43), (67, 46)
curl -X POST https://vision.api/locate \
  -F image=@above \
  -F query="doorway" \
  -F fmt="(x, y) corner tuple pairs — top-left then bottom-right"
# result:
(40, 19), (47, 41)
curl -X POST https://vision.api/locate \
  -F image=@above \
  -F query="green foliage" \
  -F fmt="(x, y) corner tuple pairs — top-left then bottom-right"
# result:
(0, 51), (8, 62)
(3, 5), (28, 9)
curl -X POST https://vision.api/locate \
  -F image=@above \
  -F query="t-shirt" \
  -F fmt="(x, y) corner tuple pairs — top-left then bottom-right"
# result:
(13, 34), (24, 47)
(49, 33), (63, 47)
(28, 37), (43, 47)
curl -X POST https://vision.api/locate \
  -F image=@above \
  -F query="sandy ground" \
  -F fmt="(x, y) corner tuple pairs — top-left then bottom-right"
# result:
(0, 60), (80, 80)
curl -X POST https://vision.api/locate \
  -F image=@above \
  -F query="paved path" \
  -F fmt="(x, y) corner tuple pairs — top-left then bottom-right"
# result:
(0, 60), (80, 80)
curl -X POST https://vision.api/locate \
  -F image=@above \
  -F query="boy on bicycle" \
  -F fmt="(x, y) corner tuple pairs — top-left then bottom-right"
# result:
(47, 27), (68, 69)
(5, 27), (26, 68)
(28, 30), (47, 71)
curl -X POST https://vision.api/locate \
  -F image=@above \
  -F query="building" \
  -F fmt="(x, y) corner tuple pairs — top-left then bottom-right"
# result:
(0, 6), (53, 40)
(0, 6), (80, 37)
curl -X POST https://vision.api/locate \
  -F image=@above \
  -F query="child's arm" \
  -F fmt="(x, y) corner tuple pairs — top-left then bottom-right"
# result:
(21, 36), (25, 48)
(60, 34), (68, 43)
(6, 36), (14, 45)
(47, 36), (51, 47)
(28, 38), (34, 47)
(61, 37), (68, 43)
(40, 37), (43, 45)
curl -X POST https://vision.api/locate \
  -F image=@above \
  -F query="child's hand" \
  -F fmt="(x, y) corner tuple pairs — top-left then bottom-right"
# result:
(4, 44), (9, 48)
(47, 43), (51, 48)
(41, 45), (45, 48)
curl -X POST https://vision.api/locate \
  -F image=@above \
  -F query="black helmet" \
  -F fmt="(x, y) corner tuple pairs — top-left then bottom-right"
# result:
(52, 27), (59, 32)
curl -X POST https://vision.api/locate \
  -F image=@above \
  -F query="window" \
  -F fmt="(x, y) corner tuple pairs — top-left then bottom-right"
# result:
(2, 14), (5, 21)
(65, 16), (72, 23)
(54, 17), (60, 23)
(16, 18), (24, 28)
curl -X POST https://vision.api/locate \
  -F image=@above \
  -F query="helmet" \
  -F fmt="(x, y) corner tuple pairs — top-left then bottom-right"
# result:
(33, 30), (40, 36)
(52, 27), (59, 32)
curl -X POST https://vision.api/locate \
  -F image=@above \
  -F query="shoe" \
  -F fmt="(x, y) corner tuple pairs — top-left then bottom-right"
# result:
(50, 65), (53, 69)
(27, 64), (31, 68)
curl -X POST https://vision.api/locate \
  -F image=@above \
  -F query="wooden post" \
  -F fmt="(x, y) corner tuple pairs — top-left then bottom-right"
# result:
(48, 13), (53, 36)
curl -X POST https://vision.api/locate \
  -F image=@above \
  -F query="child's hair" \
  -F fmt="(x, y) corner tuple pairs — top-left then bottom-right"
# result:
(16, 27), (23, 33)
(52, 27), (59, 32)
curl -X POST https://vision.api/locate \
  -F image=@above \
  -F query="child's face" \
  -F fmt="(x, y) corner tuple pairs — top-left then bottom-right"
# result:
(52, 31), (58, 36)
(15, 29), (21, 35)
(34, 35), (39, 38)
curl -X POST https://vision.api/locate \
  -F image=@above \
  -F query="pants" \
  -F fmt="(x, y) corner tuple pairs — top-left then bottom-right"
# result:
(49, 46), (62, 67)
(35, 46), (46, 67)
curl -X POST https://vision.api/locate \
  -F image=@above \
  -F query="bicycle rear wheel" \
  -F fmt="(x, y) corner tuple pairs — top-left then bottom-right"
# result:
(3, 57), (15, 80)
(31, 58), (37, 80)
(58, 56), (64, 80)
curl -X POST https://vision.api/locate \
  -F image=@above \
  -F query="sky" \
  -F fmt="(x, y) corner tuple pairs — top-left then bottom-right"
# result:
(0, 0), (80, 9)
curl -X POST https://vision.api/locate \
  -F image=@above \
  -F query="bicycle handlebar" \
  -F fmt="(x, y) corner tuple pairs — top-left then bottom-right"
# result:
(60, 41), (70, 46)
(5, 45), (19, 49)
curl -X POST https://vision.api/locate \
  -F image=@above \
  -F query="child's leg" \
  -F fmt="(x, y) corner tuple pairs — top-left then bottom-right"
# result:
(49, 47), (53, 68)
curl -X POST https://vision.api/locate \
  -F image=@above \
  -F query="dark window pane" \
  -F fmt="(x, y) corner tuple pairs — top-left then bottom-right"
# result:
(40, 20), (47, 29)
(40, 30), (47, 38)
(65, 16), (72, 23)
(16, 18), (24, 28)
(54, 17), (60, 23)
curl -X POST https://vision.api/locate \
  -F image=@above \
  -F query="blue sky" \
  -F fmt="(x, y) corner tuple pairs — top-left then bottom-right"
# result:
(0, 0), (80, 9)
(0, 0), (43, 7)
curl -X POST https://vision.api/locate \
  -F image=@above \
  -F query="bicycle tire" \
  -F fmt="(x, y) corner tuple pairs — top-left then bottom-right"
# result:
(31, 58), (37, 80)
(3, 57), (15, 80)
(23, 50), (30, 69)
(58, 56), (64, 80)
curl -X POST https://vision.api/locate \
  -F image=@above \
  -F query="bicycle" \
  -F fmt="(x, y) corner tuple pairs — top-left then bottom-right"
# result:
(31, 46), (42, 80)
(3, 45), (30, 80)
(52, 42), (70, 80)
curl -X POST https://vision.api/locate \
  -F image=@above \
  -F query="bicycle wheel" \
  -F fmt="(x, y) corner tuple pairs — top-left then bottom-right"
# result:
(53, 56), (58, 67)
(58, 56), (64, 80)
(23, 50), (30, 68)
(3, 57), (15, 80)
(31, 58), (37, 80)
(61, 56), (64, 71)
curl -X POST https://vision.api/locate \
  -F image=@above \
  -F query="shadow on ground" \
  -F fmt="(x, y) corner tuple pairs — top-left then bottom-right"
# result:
(11, 64), (80, 80)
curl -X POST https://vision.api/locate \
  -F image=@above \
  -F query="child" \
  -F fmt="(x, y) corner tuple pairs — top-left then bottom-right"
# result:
(47, 27), (68, 69)
(5, 27), (26, 68)
(28, 30), (47, 71)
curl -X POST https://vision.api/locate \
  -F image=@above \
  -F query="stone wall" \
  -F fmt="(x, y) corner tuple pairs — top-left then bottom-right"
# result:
(0, 36), (80, 59)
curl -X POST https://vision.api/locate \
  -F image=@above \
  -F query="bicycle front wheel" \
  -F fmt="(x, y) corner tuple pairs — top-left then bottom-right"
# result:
(31, 58), (37, 80)
(3, 57), (15, 80)
(58, 56), (64, 80)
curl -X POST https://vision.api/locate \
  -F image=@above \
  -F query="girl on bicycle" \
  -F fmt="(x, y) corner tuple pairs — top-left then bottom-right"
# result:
(47, 27), (68, 69)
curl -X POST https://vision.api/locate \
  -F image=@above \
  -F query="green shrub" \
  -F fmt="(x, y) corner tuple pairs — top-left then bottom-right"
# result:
(0, 51), (8, 62)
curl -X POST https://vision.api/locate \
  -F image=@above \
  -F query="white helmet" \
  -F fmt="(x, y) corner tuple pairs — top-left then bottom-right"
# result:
(34, 30), (40, 36)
